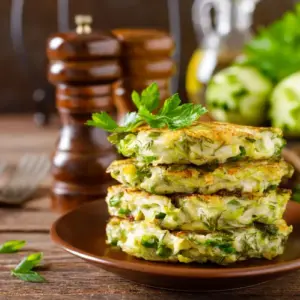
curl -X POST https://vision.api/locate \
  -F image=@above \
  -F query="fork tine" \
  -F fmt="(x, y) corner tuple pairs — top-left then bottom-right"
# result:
(7, 154), (48, 184)
(14, 155), (41, 183)
(0, 161), (8, 175)
(0, 154), (51, 204)
(20, 155), (50, 188)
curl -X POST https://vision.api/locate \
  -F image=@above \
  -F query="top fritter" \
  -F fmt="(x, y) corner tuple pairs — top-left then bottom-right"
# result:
(108, 121), (285, 165)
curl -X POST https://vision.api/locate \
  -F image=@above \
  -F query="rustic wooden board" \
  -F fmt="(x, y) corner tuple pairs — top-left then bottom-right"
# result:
(1, 231), (300, 300)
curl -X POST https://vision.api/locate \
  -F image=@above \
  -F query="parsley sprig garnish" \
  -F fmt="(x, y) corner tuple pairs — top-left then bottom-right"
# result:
(243, 4), (300, 83)
(11, 252), (46, 283)
(0, 240), (46, 282)
(0, 240), (26, 253)
(0, 241), (46, 283)
(86, 83), (207, 132)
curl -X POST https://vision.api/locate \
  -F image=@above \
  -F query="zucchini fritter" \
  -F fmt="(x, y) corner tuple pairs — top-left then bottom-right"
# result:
(107, 159), (293, 195)
(108, 121), (285, 165)
(106, 185), (290, 231)
(106, 218), (292, 265)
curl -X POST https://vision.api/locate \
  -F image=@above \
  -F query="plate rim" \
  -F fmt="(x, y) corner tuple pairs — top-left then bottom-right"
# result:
(50, 200), (300, 279)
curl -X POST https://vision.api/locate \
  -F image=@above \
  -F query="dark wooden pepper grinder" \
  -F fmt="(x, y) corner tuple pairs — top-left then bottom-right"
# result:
(112, 28), (176, 117)
(47, 15), (122, 213)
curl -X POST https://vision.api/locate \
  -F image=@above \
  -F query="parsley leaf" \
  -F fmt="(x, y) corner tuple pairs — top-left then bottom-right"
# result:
(14, 252), (43, 273)
(132, 83), (160, 112)
(165, 102), (208, 130)
(11, 252), (46, 283)
(140, 83), (160, 111)
(140, 94), (208, 130)
(11, 270), (46, 283)
(86, 112), (119, 132)
(86, 82), (207, 132)
(0, 240), (26, 253)
(142, 156), (157, 164)
(87, 111), (143, 133)
(242, 3), (300, 82)
(119, 111), (144, 131)
(138, 106), (167, 128)
(159, 93), (181, 115)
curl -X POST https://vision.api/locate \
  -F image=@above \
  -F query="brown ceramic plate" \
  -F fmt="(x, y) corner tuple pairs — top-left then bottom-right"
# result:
(51, 200), (300, 291)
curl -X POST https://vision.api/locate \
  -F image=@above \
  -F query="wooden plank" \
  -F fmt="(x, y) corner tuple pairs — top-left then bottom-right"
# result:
(24, 195), (53, 211)
(0, 209), (56, 232)
(0, 116), (58, 164)
(2, 265), (300, 299)
(1, 233), (300, 299)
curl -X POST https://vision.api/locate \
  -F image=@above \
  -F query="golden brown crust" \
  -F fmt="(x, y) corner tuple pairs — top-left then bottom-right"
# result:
(132, 121), (283, 139)
(107, 184), (291, 202)
(108, 158), (292, 175)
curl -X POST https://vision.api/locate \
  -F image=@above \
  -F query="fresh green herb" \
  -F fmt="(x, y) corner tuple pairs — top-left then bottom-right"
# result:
(145, 140), (154, 150)
(110, 239), (119, 246)
(218, 244), (236, 254)
(141, 235), (159, 248)
(132, 83), (160, 112)
(239, 146), (246, 157)
(156, 245), (172, 258)
(264, 224), (278, 236)
(155, 212), (167, 220)
(0, 240), (26, 253)
(135, 166), (152, 180)
(149, 186), (158, 194)
(86, 83), (207, 132)
(109, 195), (122, 207)
(14, 252), (43, 273)
(268, 185), (277, 191)
(143, 156), (157, 164)
(292, 184), (300, 203)
(242, 4), (300, 82)
(228, 200), (240, 206)
(274, 143), (286, 157)
(139, 93), (208, 130)
(86, 111), (143, 133)
(228, 146), (246, 162)
(118, 208), (131, 216)
(204, 240), (219, 247)
(205, 239), (236, 254)
(11, 252), (46, 283)
(11, 271), (46, 283)
(86, 111), (119, 132)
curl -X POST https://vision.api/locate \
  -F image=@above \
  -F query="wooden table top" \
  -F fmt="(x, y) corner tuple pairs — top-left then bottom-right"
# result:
(1, 115), (300, 300)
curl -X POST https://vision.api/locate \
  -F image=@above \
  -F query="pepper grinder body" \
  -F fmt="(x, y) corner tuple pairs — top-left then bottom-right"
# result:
(47, 16), (121, 213)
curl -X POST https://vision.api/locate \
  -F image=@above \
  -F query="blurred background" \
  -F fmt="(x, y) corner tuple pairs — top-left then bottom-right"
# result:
(0, 0), (296, 116)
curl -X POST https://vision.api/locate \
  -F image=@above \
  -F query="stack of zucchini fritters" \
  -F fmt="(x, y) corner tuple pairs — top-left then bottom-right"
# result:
(106, 121), (294, 265)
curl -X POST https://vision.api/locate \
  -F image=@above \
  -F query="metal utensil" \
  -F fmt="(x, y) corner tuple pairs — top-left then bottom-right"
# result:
(0, 161), (8, 176)
(0, 154), (51, 205)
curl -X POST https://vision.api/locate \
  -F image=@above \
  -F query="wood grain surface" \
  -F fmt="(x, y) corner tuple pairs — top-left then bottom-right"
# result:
(1, 116), (300, 300)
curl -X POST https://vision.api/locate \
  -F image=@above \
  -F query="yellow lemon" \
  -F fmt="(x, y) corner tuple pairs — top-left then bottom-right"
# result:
(186, 48), (204, 104)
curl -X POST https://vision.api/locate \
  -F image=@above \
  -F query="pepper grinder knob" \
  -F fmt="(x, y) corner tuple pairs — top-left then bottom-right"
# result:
(75, 15), (92, 34)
